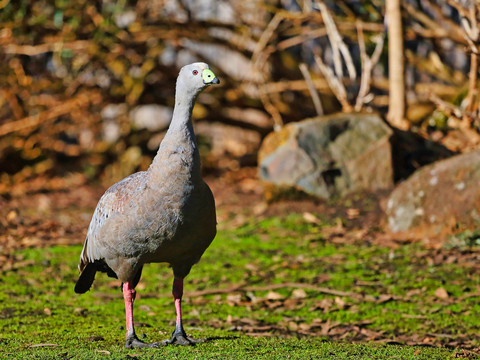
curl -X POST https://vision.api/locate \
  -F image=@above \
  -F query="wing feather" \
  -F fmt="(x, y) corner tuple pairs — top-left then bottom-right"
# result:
(78, 172), (147, 271)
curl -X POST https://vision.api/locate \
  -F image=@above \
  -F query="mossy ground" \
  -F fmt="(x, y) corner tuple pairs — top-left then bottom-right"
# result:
(1, 214), (479, 359)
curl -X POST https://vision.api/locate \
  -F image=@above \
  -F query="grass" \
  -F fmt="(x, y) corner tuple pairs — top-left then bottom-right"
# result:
(1, 214), (479, 359)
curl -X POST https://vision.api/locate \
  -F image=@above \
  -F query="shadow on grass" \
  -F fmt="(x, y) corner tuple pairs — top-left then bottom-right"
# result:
(202, 335), (240, 343)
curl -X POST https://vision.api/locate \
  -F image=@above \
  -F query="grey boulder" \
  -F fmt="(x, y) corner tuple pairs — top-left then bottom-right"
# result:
(386, 149), (480, 237)
(258, 113), (393, 199)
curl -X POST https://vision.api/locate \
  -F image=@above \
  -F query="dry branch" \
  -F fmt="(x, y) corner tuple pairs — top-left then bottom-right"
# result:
(314, 53), (352, 112)
(299, 63), (324, 116)
(183, 281), (398, 302)
(0, 40), (91, 56)
(0, 94), (94, 137)
(252, 12), (285, 71)
(354, 21), (384, 112)
(316, 1), (356, 79)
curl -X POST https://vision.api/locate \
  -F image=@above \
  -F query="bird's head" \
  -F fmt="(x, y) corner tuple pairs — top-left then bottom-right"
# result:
(176, 62), (220, 97)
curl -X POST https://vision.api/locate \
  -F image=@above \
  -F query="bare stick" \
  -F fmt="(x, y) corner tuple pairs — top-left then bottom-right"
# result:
(314, 54), (352, 112)
(0, 94), (92, 137)
(316, 1), (356, 79)
(259, 90), (284, 131)
(299, 63), (324, 115)
(252, 12), (285, 70)
(355, 22), (385, 111)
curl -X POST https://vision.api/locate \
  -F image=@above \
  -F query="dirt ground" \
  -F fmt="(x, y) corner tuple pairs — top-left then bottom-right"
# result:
(0, 166), (395, 266)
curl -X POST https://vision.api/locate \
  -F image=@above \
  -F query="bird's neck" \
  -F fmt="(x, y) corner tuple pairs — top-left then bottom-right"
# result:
(148, 87), (201, 184)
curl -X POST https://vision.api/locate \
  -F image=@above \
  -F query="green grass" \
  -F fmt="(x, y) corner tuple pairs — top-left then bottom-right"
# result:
(1, 214), (479, 359)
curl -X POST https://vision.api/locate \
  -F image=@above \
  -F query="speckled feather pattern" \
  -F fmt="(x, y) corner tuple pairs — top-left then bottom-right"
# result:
(78, 63), (217, 285)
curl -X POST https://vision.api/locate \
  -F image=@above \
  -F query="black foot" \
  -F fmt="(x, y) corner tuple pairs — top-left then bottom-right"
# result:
(125, 334), (159, 349)
(162, 328), (204, 346)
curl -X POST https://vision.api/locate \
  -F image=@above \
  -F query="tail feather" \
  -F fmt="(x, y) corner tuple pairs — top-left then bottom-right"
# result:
(74, 262), (97, 294)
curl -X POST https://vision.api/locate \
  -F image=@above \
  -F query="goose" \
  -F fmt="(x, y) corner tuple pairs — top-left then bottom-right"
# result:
(74, 62), (219, 348)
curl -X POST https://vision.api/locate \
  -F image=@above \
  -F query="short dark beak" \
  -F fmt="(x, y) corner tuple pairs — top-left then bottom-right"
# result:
(212, 77), (220, 85)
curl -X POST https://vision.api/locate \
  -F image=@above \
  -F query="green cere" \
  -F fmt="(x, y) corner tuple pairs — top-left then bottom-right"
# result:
(202, 68), (217, 84)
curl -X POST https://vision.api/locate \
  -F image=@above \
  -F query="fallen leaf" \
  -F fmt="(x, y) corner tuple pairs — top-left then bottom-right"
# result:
(43, 308), (52, 316)
(287, 321), (298, 331)
(303, 212), (321, 224)
(434, 287), (449, 299)
(266, 291), (284, 300)
(96, 350), (111, 355)
(6, 210), (18, 223)
(226, 293), (242, 304)
(346, 208), (360, 219)
(291, 288), (307, 299)
(335, 296), (346, 309)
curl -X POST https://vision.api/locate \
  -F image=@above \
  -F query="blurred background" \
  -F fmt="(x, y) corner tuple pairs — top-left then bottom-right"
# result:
(1, 0), (480, 252)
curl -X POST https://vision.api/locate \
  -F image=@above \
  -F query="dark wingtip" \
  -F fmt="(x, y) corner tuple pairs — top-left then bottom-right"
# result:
(74, 263), (97, 294)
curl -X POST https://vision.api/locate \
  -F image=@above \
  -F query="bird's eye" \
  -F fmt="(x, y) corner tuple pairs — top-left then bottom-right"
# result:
(192, 70), (198, 75)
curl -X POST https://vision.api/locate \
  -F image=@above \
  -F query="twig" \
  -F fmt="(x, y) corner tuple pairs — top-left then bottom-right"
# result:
(299, 63), (324, 115)
(402, 2), (465, 44)
(277, 28), (328, 51)
(314, 53), (352, 112)
(258, 78), (331, 94)
(428, 93), (464, 119)
(316, 1), (356, 79)
(252, 12), (285, 70)
(184, 282), (402, 303)
(0, 40), (91, 56)
(0, 94), (92, 137)
(354, 21), (385, 111)
(259, 90), (284, 131)
(242, 282), (364, 300)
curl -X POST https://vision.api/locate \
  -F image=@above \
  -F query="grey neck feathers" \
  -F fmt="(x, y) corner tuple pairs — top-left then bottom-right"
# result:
(148, 78), (202, 184)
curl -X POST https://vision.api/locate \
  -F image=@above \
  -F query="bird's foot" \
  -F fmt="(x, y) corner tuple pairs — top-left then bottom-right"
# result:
(125, 334), (159, 349)
(162, 328), (204, 346)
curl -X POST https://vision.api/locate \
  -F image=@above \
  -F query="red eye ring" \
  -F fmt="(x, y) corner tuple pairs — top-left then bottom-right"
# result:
(192, 70), (198, 75)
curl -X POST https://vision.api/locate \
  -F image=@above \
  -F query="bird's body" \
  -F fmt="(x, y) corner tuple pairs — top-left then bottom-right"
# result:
(75, 63), (219, 347)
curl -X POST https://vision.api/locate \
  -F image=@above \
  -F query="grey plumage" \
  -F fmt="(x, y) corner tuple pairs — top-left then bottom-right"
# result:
(74, 63), (219, 346)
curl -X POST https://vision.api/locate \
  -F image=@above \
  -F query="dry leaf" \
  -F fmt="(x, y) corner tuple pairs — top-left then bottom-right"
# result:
(287, 321), (298, 331)
(346, 208), (360, 219)
(335, 296), (346, 309)
(226, 293), (242, 304)
(303, 212), (321, 224)
(291, 288), (307, 299)
(434, 287), (449, 299)
(266, 291), (284, 300)
(96, 350), (111, 355)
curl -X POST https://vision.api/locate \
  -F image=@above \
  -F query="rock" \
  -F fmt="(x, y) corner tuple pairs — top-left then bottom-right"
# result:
(386, 149), (480, 237)
(129, 104), (173, 132)
(114, 10), (136, 29)
(258, 113), (393, 200)
(195, 122), (261, 169)
(101, 104), (128, 144)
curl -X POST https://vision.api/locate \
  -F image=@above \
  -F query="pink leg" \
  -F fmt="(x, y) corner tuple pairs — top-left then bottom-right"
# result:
(162, 277), (202, 345)
(122, 282), (136, 338)
(173, 278), (184, 328)
(122, 282), (158, 348)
